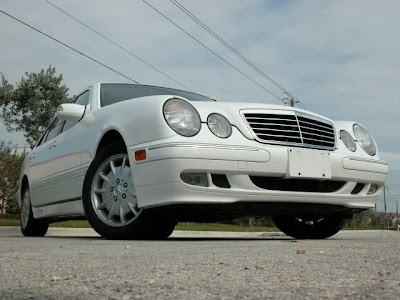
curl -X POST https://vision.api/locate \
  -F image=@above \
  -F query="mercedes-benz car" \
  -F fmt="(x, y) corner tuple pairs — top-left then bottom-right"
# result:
(17, 83), (388, 239)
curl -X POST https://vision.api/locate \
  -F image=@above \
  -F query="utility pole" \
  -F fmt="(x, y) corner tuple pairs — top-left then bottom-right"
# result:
(282, 92), (299, 107)
(398, 201), (400, 232)
(384, 186), (387, 213)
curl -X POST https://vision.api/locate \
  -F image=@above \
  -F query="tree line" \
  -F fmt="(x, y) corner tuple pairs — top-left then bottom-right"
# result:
(0, 66), (70, 215)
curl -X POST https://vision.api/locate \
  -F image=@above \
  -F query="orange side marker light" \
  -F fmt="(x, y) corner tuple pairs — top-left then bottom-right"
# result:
(135, 149), (147, 161)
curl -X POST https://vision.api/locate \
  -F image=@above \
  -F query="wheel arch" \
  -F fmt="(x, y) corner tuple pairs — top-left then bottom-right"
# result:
(18, 175), (29, 209)
(96, 130), (127, 155)
(21, 175), (29, 196)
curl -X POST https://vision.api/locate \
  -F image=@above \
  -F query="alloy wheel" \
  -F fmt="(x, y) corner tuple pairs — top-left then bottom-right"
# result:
(90, 154), (141, 227)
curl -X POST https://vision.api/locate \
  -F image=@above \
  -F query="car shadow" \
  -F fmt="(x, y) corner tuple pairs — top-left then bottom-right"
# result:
(39, 235), (298, 241)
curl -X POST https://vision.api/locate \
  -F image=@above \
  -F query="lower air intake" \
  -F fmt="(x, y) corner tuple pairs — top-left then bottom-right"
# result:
(250, 176), (345, 193)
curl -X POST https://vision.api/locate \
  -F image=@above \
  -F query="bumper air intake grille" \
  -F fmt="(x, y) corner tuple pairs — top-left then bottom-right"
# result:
(250, 176), (345, 193)
(243, 112), (336, 150)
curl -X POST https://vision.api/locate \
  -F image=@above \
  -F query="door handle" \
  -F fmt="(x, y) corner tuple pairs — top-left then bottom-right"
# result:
(29, 153), (36, 161)
(49, 141), (57, 150)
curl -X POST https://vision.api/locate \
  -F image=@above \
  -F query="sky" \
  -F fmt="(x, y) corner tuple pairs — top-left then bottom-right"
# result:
(0, 0), (399, 211)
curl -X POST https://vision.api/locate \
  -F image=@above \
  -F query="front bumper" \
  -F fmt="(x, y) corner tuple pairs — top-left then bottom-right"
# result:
(127, 131), (388, 213)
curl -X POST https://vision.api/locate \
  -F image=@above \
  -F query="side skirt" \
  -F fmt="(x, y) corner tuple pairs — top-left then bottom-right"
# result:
(32, 199), (85, 220)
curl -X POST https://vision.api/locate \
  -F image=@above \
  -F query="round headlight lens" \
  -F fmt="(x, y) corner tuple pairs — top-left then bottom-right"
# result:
(163, 99), (201, 137)
(207, 113), (232, 138)
(353, 124), (376, 156)
(340, 130), (356, 152)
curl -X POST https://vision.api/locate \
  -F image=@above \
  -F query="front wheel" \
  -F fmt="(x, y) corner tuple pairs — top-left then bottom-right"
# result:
(272, 215), (347, 239)
(82, 142), (175, 239)
(20, 186), (49, 237)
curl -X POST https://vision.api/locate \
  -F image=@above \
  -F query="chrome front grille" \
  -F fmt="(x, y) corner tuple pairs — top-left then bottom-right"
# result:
(243, 112), (336, 150)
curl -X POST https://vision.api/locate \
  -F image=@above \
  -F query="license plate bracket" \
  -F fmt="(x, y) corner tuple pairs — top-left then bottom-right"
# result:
(287, 148), (332, 179)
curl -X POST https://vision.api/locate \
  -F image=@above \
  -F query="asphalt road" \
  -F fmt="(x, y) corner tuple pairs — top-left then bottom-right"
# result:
(0, 228), (399, 300)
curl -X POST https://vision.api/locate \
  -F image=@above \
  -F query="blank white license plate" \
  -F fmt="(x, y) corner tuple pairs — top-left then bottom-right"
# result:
(287, 148), (332, 179)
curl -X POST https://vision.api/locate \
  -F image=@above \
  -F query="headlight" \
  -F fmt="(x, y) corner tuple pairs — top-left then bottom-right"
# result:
(340, 130), (356, 152)
(353, 124), (377, 156)
(207, 113), (232, 138)
(163, 98), (201, 137)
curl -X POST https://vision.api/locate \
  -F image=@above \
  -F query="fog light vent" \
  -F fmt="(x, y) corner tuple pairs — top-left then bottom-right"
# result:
(367, 184), (378, 195)
(211, 174), (231, 188)
(351, 183), (365, 195)
(180, 173), (208, 187)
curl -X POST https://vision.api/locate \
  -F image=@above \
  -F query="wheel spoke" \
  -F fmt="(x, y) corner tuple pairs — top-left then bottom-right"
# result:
(94, 188), (108, 194)
(110, 160), (117, 175)
(107, 203), (116, 220)
(122, 165), (131, 178)
(100, 172), (109, 183)
(120, 206), (126, 223)
(121, 157), (127, 173)
(97, 198), (112, 210)
(127, 202), (139, 216)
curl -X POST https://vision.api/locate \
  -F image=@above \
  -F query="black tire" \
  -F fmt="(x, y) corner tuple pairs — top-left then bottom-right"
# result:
(82, 141), (175, 240)
(20, 186), (49, 237)
(272, 215), (347, 239)
(144, 218), (177, 240)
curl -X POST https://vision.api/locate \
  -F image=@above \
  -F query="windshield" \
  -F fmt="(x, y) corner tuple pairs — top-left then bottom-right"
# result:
(100, 83), (214, 107)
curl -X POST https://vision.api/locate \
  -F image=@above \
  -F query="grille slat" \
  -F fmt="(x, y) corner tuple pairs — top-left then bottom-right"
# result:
(302, 132), (336, 142)
(250, 125), (299, 132)
(298, 115), (332, 125)
(299, 121), (334, 133)
(254, 128), (301, 134)
(248, 122), (299, 128)
(298, 117), (333, 130)
(247, 118), (297, 124)
(244, 112), (336, 150)
(299, 124), (334, 135)
(257, 133), (302, 140)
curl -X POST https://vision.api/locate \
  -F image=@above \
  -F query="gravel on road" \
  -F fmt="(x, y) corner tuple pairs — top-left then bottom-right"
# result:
(0, 228), (399, 299)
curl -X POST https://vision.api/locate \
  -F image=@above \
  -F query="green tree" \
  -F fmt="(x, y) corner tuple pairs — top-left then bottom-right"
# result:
(345, 209), (392, 229)
(0, 66), (70, 147)
(0, 141), (27, 215)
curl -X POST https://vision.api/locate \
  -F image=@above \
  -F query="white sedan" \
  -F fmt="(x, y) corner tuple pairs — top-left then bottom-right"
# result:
(17, 83), (388, 239)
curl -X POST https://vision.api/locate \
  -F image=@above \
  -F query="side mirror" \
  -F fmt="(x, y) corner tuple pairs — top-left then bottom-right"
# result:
(56, 103), (86, 121)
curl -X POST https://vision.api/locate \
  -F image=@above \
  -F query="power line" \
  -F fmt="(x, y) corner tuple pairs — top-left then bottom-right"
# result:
(170, 0), (306, 109)
(0, 10), (139, 84)
(45, 0), (193, 92)
(142, 0), (283, 102)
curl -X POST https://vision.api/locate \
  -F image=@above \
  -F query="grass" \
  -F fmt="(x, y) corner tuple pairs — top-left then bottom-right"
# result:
(0, 213), (277, 232)
(0, 214), (20, 226)
(0, 214), (91, 228)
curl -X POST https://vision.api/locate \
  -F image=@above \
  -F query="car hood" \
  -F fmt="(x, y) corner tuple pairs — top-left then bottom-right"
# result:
(188, 99), (331, 123)
(178, 99), (335, 143)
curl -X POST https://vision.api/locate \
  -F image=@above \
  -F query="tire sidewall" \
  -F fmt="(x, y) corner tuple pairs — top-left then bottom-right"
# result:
(273, 215), (346, 239)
